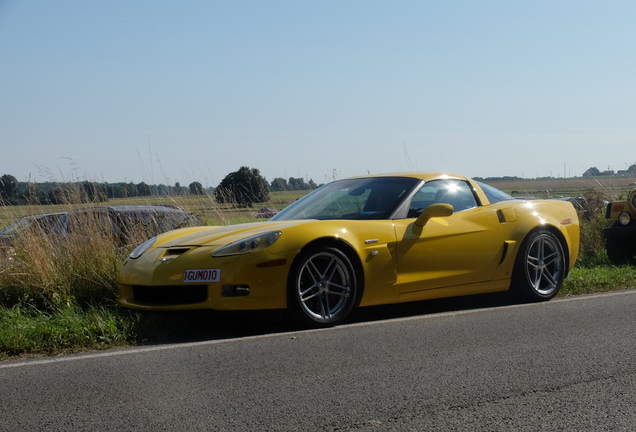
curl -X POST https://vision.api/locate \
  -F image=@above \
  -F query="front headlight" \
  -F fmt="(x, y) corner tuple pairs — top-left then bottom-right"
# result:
(213, 231), (281, 257)
(129, 237), (156, 259)
(631, 194), (636, 209)
(618, 212), (631, 226)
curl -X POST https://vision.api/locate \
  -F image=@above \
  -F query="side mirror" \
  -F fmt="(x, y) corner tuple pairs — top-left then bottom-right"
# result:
(414, 203), (454, 227)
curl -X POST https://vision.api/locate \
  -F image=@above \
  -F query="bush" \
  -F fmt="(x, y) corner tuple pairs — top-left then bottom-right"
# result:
(215, 166), (270, 208)
(575, 189), (613, 267)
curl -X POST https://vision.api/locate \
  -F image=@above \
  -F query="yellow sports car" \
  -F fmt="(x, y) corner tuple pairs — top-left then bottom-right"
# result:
(118, 173), (580, 327)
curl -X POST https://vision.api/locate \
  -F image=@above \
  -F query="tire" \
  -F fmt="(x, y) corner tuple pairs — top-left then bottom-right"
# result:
(288, 245), (360, 327)
(605, 237), (634, 265)
(512, 229), (566, 301)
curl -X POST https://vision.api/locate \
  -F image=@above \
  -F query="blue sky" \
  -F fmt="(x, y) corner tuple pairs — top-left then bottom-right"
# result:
(1, 1), (634, 187)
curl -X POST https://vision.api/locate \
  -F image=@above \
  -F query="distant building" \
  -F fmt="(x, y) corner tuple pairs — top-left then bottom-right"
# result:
(582, 167), (616, 177)
(582, 167), (600, 177)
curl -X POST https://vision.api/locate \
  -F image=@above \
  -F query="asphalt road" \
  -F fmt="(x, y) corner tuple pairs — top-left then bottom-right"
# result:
(1, 290), (635, 431)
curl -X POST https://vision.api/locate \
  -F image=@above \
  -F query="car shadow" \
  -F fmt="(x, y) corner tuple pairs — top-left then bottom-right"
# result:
(349, 291), (517, 323)
(129, 291), (518, 346)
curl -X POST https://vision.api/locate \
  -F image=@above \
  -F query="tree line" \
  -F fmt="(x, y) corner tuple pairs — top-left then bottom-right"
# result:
(0, 168), (319, 207)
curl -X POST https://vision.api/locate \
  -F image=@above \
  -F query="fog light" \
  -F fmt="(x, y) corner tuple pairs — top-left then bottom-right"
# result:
(619, 211), (631, 226)
(222, 285), (250, 297)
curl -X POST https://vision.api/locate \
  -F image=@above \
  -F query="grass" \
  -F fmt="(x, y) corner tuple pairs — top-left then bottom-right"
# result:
(486, 176), (636, 201)
(562, 265), (636, 296)
(0, 305), (136, 359)
(1, 186), (635, 360)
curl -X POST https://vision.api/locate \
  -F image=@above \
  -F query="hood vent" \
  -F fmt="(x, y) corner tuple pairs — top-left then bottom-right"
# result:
(165, 247), (191, 256)
(158, 247), (192, 263)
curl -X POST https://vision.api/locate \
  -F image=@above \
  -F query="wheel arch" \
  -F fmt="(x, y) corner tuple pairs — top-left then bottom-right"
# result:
(542, 224), (571, 276)
(511, 224), (569, 301)
(514, 224), (570, 271)
(287, 236), (366, 306)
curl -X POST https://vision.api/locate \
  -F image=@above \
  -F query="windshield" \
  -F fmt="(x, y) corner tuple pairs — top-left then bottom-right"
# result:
(0, 214), (64, 236)
(271, 177), (421, 221)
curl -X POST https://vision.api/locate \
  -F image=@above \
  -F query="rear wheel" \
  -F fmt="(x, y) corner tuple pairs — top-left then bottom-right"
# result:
(288, 246), (359, 327)
(512, 229), (566, 301)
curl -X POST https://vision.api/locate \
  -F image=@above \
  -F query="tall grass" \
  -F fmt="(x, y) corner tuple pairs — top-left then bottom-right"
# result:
(573, 189), (613, 267)
(1, 213), (124, 310)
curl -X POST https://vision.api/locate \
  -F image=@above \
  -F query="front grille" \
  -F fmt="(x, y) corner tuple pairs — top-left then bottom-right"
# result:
(132, 285), (208, 305)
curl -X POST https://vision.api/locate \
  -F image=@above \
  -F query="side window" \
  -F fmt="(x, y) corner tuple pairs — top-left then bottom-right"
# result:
(118, 212), (160, 239)
(408, 180), (478, 217)
(66, 211), (119, 237)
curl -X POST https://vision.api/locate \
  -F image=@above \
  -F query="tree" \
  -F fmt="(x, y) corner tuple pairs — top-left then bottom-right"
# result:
(288, 177), (307, 190)
(215, 166), (270, 208)
(174, 182), (183, 195)
(0, 174), (19, 204)
(80, 181), (107, 203)
(285, 177), (317, 190)
(628, 163), (636, 175)
(48, 186), (67, 205)
(137, 181), (151, 196)
(270, 177), (288, 192)
(189, 181), (204, 195)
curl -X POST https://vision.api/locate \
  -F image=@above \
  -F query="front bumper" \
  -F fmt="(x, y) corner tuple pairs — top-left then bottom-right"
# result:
(603, 223), (636, 239)
(118, 247), (297, 311)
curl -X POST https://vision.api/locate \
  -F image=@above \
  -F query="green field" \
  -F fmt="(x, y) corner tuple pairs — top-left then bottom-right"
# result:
(486, 176), (636, 200)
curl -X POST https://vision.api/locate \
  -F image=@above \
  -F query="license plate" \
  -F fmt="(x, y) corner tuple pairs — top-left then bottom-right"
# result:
(183, 269), (221, 283)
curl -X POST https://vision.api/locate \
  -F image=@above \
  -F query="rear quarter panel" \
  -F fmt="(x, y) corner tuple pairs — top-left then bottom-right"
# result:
(496, 199), (580, 272)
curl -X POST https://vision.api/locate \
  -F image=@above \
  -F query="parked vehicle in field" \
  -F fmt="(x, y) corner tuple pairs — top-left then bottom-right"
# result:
(1, 205), (203, 258)
(604, 189), (636, 265)
(51, 205), (204, 245)
(0, 212), (66, 255)
(119, 172), (580, 328)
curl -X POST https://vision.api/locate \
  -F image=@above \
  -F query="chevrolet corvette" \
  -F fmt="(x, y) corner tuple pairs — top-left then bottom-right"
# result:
(118, 173), (580, 327)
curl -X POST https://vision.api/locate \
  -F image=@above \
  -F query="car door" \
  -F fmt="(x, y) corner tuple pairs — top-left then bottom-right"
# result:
(393, 179), (505, 294)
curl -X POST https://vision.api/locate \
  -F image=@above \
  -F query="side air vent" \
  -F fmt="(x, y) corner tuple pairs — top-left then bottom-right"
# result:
(496, 208), (518, 223)
(497, 209), (505, 223)
(499, 242), (509, 264)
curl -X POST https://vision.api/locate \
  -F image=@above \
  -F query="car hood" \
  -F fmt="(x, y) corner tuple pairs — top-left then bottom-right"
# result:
(155, 220), (315, 249)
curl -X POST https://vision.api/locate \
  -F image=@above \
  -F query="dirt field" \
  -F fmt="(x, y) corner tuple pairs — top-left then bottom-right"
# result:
(485, 176), (636, 199)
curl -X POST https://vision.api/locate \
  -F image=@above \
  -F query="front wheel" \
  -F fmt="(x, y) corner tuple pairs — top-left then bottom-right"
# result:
(288, 246), (360, 327)
(512, 229), (566, 301)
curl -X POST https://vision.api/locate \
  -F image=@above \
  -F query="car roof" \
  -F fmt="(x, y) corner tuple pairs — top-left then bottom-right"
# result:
(343, 172), (469, 182)
(19, 212), (67, 219)
(69, 205), (187, 214)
